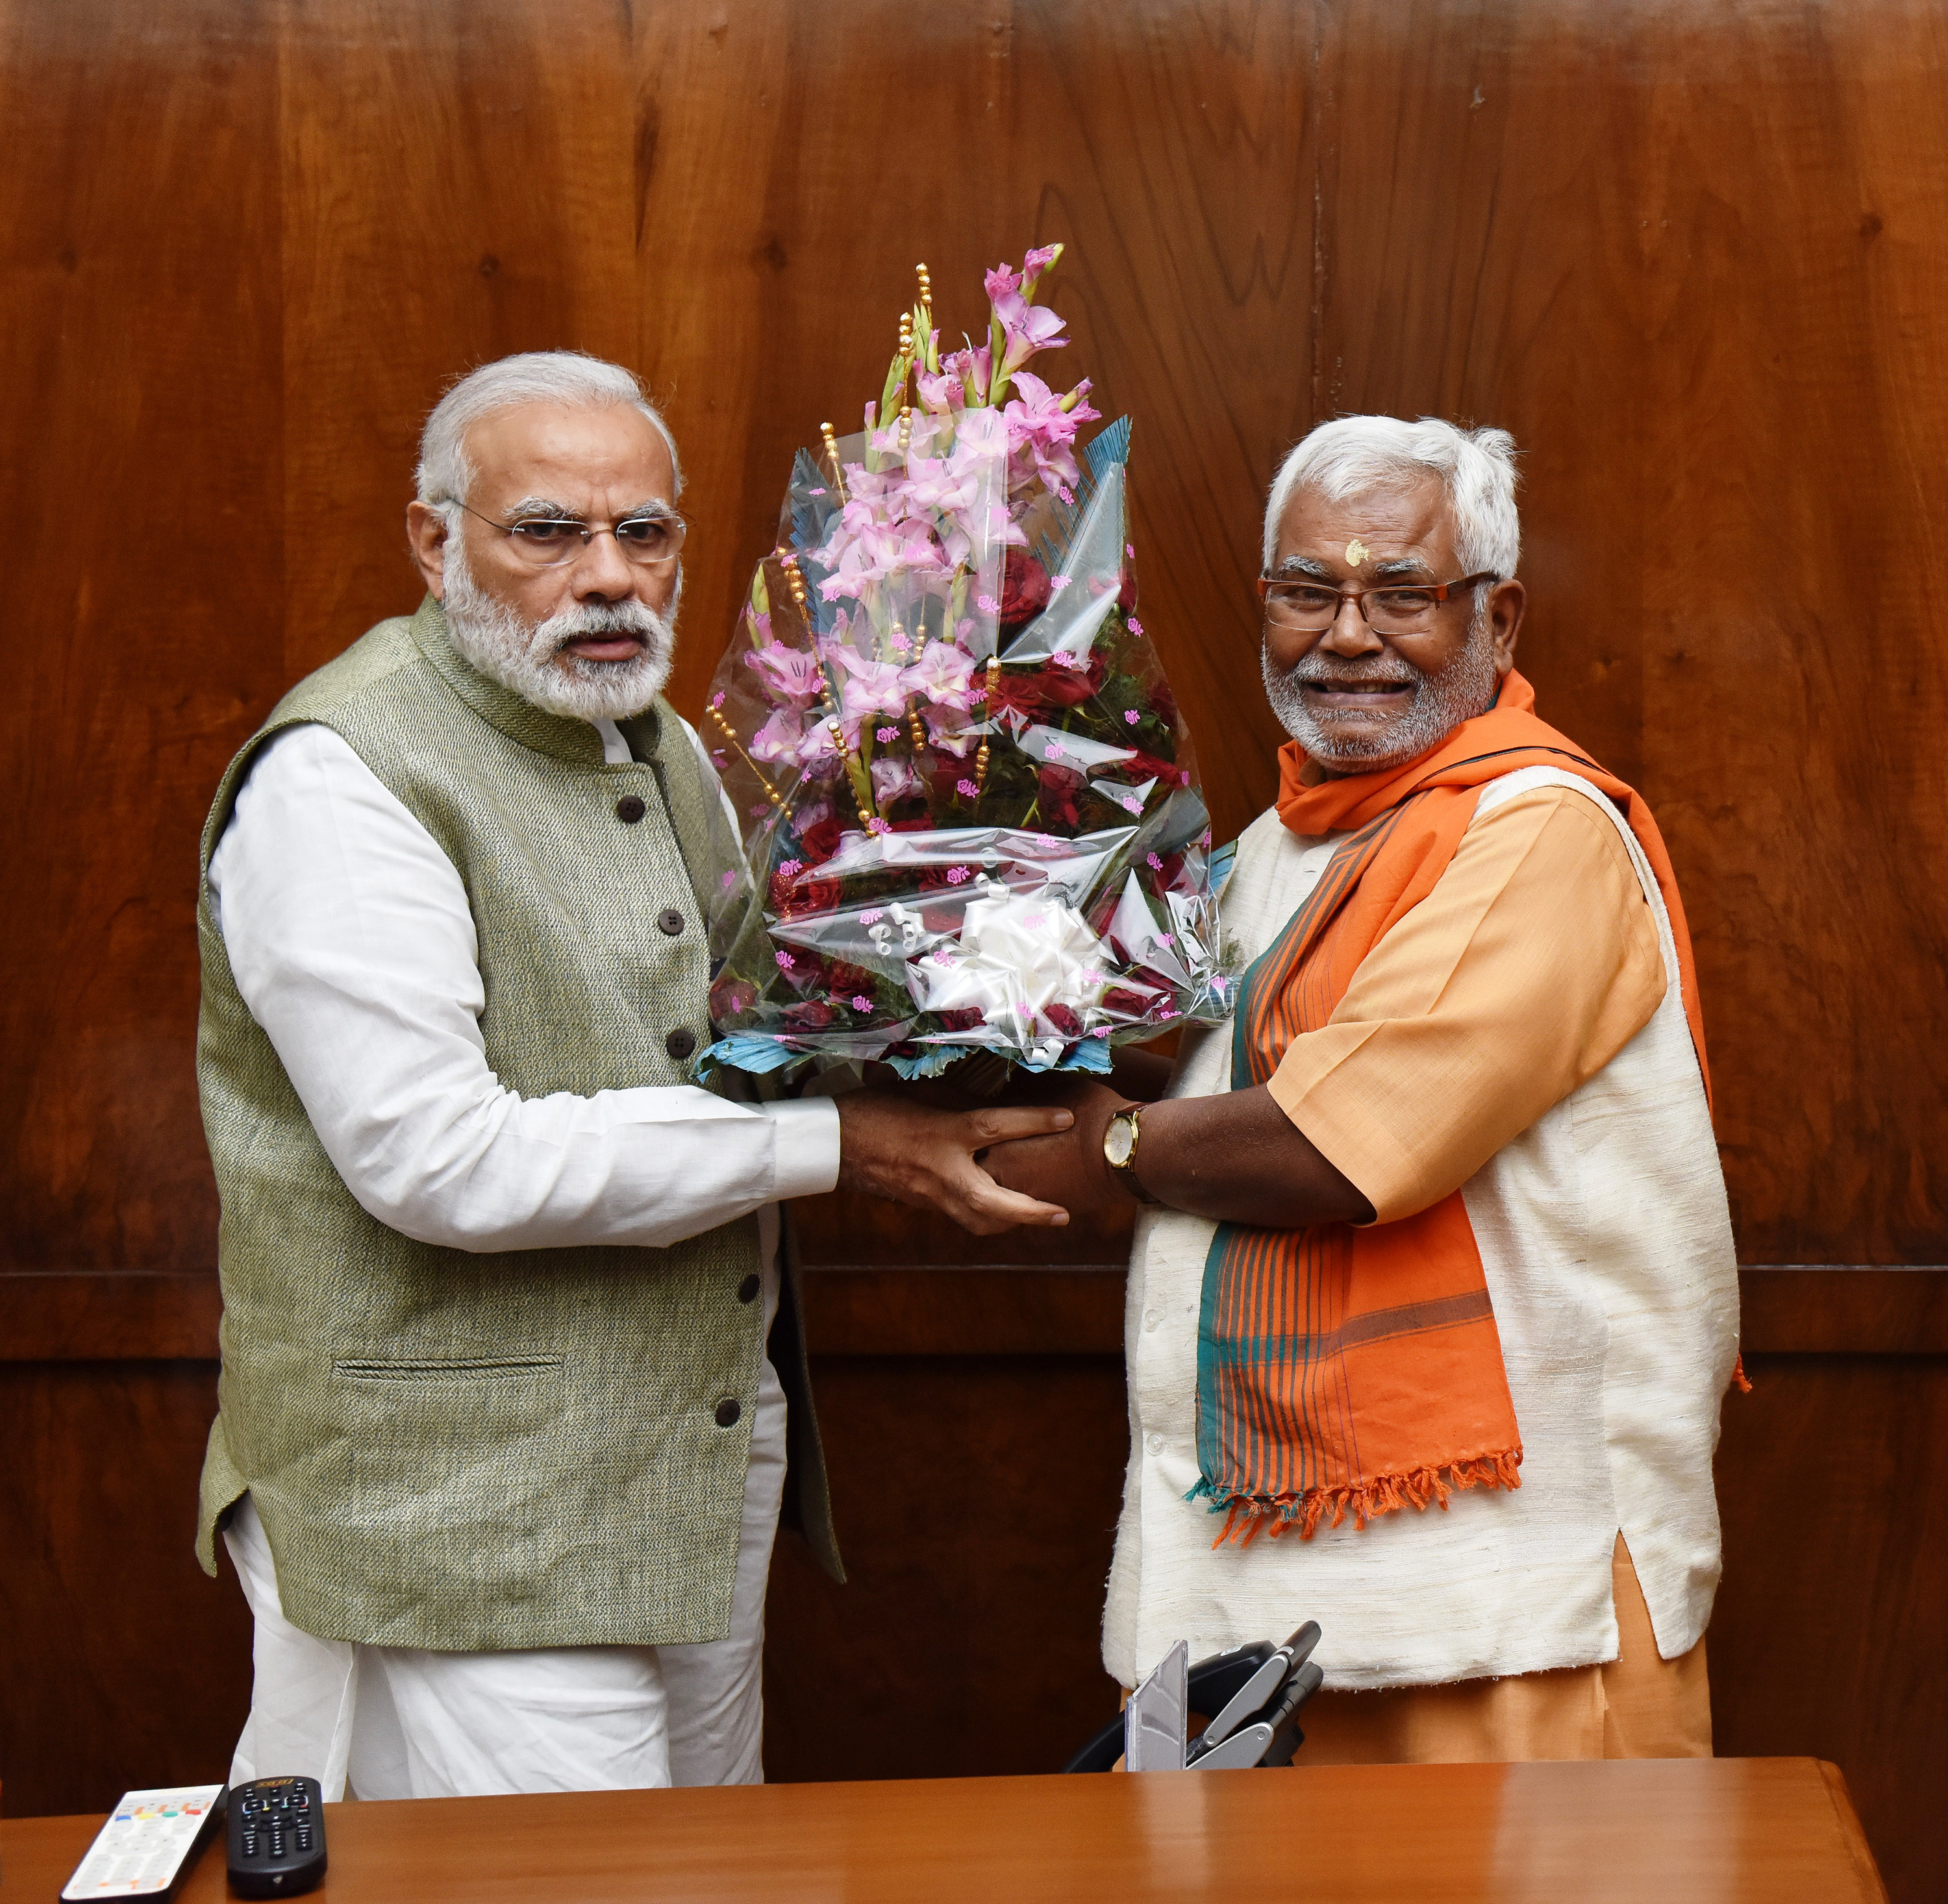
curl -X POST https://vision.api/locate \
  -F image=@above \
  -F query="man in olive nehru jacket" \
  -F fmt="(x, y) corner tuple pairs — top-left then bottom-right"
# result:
(194, 351), (1074, 1799)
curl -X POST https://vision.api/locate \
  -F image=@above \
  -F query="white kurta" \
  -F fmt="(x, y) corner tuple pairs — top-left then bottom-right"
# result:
(1103, 766), (1740, 1692)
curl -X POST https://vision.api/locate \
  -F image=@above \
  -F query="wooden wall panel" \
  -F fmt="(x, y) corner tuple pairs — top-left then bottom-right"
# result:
(1712, 1351), (1948, 1904)
(0, 1362), (251, 1820)
(3, 3), (1947, 1899)
(0, 0), (282, 1270)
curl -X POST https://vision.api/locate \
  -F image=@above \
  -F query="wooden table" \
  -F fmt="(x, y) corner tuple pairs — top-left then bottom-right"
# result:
(1, 1759), (1886, 1903)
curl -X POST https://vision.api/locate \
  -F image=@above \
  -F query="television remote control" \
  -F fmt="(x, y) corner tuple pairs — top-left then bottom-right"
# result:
(60, 1785), (224, 1899)
(226, 1775), (327, 1897)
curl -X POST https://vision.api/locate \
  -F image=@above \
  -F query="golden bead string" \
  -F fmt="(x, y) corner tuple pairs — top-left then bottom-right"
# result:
(819, 421), (848, 504)
(705, 703), (784, 811)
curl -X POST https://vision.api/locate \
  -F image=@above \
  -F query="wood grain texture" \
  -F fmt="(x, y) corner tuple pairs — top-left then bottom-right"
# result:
(0, 1363), (252, 1820)
(0, 0), (280, 1271)
(1, 3), (1944, 1898)
(762, 1352), (1130, 1783)
(1712, 1354), (1948, 1904)
(0, 1758), (1890, 1903)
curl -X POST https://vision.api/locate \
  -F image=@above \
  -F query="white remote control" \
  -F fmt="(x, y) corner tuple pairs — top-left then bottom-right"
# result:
(60, 1785), (225, 1899)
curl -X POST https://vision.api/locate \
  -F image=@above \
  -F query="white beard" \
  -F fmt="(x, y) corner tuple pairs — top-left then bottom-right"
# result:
(1262, 609), (1499, 771)
(440, 539), (679, 723)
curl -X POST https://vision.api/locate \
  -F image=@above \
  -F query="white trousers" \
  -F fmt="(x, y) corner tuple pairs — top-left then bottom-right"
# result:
(223, 1357), (787, 1800)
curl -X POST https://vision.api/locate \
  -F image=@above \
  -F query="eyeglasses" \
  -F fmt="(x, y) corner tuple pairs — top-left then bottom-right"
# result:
(451, 500), (687, 569)
(1258, 572), (1498, 634)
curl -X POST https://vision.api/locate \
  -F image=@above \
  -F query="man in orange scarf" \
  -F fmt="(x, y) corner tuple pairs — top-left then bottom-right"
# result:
(994, 416), (1740, 1761)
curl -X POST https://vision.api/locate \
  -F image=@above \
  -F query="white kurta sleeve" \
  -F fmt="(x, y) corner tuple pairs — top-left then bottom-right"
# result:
(206, 722), (840, 1253)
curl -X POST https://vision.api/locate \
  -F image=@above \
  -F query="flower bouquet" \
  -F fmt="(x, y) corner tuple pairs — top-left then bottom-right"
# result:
(699, 247), (1232, 1081)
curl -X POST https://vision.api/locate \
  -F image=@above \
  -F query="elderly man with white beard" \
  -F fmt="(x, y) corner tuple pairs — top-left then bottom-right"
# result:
(993, 415), (1742, 1762)
(193, 351), (1075, 1800)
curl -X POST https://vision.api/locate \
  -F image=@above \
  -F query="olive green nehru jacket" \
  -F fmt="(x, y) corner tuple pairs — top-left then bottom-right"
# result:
(194, 597), (839, 1651)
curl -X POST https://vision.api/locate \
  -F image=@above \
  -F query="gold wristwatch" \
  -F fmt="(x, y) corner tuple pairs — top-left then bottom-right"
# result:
(1103, 1104), (1160, 1205)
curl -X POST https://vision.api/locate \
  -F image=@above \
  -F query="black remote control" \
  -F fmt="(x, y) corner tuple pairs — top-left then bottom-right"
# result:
(226, 1775), (327, 1897)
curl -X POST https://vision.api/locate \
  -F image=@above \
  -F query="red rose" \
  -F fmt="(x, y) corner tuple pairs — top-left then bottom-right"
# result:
(1125, 750), (1190, 789)
(1035, 654), (1105, 706)
(782, 1000), (841, 1030)
(827, 960), (874, 996)
(1119, 567), (1138, 613)
(1148, 680), (1179, 727)
(938, 1007), (985, 1033)
(999, 551), (1051, 628)
(1102, 985), (1159, 1019)
(799, 817), (844, 865)
(1043, 1002), (1084, 1038)
(1036, 763), (1084, 830)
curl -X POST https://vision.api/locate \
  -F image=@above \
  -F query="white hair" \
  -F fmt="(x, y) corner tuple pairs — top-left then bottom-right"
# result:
(1263, 415), (1519, 578)
(415, 351), (682, 506)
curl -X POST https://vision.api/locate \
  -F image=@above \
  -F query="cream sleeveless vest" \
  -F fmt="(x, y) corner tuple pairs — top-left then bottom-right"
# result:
(1105, 766), (1740, 1689)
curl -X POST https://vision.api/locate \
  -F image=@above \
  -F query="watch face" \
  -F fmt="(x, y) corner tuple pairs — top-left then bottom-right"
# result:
(1104, 1114), (1136, 1168)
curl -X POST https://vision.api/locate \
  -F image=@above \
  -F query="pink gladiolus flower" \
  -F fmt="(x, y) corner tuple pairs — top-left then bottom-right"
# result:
(1022, 243), (1061, 280)
(870, 754), (925, 806)
(913, 367), (964, 414)
(745, 642), (826, 706)
(901, 640), (977, 711)
(834, 647), (911, 717)
(984, 263), (1021, 300)
(750, 708), (805, 763)
(1001, 369), (1097, 493)
(992, 290), (1069, 375)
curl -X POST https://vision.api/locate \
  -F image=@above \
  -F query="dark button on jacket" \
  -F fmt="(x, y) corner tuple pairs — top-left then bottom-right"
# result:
(616, 795), (646, 824)
(714, 1397), (742, 1428)
(657, 908), (684, 935)
(665, 1027), (697, 1061)
(736, 1272), (761, 1305)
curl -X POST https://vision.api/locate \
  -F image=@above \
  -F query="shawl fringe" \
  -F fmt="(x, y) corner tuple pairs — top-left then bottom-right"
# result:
(1188, 1450), (1524, 1548)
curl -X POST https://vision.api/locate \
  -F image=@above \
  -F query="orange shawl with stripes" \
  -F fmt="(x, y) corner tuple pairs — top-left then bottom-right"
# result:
(1191, 671), (1708, 1542)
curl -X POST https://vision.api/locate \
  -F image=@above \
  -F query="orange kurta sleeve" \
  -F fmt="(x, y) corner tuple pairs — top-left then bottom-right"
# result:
(1267, 785), (1666, 1224)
